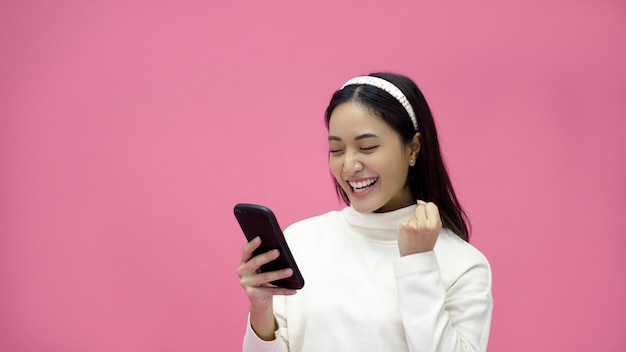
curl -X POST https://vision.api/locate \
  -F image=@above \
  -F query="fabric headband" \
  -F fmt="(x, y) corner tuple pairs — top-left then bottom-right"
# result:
(341, 76), (418, 131)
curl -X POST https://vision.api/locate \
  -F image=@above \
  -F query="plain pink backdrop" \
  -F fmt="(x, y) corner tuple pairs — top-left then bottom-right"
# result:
(1, 0), (625, 351)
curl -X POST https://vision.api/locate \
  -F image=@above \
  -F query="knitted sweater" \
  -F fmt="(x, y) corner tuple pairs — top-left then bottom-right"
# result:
(243, 205), (493, 352)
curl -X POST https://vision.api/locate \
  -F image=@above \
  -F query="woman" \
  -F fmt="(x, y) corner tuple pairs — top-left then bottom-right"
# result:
(237, 72), (493, 351)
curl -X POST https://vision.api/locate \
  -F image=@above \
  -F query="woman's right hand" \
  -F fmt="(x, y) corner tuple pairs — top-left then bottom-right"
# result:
(237, 236), (297, 339)
(237, 236), (298, 309)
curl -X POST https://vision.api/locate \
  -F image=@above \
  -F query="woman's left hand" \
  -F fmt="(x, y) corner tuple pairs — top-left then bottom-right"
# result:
(397, 200), (442, 256)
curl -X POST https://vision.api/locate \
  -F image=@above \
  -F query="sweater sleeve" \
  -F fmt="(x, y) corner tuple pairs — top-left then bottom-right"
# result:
(393, 250), (493, 352)
(242, 312), (289, 352)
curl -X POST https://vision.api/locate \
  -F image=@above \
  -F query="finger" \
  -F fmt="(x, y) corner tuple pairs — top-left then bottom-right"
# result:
(249, 249), (281, 270)
(241, 267), (294, 288)
(416, 199), (427, 206)
(399, 216), (420, 235)
(425, 202), (442, 226)
(408, 216), (419, 228)
(400, 219), (414, 229)
(246, 285), (298, 297)
(237, 248), (280, 278)
(399, 219), (411, 233)
(425, 202), (439, 215)
(257, 268), (294, 286)
(415, 202), (427, 222)
(241, 236), (262, 264)
(246, 249), (281, 275)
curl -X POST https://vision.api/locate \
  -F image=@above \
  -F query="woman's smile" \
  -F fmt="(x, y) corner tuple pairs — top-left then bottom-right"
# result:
(347, 177), (378, 194)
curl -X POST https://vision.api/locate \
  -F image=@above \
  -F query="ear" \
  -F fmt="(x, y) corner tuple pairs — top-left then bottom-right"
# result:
(409, 132), (421, 158)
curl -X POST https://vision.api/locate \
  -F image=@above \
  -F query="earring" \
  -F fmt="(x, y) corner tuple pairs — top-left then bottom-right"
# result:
(409, 159), (415, 167)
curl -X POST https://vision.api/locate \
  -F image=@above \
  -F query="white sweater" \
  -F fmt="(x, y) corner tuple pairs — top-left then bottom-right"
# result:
(243, 205), (493, 352)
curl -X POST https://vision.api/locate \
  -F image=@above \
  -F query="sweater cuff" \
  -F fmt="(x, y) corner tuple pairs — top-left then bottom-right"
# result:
(242, 314), (281, 352)
(393, 250), (439, 277)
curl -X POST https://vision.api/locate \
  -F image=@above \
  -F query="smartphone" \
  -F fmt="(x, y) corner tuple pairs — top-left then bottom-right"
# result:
(234, 203), (305, 290)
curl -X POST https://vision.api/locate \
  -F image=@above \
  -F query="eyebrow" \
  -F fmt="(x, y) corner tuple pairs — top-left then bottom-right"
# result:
(328, 133), (379, 142)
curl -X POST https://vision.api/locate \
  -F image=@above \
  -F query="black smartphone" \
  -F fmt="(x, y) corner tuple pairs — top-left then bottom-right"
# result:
(234, 203), (305, 290)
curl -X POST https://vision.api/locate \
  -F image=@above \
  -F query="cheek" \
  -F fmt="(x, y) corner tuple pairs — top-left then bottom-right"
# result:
(378, 155), (408, 181)
(328, 158), (342, 177)
(391, 162), (410, 184)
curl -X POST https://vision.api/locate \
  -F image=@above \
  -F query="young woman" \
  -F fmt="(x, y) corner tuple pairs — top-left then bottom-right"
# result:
(237, 72), (493, 351)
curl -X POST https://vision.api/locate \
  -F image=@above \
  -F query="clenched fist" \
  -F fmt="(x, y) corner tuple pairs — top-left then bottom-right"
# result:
(397, 200), (442, 256)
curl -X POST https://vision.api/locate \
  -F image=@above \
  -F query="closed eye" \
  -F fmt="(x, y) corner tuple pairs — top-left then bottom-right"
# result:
(360, 146), (379, 152)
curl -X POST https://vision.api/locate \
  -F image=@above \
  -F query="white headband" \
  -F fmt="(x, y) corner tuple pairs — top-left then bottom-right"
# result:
(341, 76), (418, 130)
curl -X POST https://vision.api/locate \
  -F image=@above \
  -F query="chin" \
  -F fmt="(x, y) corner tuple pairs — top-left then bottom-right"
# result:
(348, 199), (381, 214)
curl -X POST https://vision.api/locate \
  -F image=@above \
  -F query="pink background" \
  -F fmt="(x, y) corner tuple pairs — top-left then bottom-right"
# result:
(1, 0), (625, 351)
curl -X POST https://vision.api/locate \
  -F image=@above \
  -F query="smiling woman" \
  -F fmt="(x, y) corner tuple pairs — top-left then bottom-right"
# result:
(327, 101), (419, 213)
(326, 73), (471, 239)
(236, 72), (493, 351)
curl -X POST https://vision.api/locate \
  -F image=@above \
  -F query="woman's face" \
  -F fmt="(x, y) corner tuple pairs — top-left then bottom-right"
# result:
(328, 101), (418, 213)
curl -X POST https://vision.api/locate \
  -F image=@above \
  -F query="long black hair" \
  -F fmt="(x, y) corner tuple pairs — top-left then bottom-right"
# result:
(324, 72), (470, 241)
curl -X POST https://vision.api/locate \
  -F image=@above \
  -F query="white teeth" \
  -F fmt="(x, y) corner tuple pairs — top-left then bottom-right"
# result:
(348, 178), (377, 192)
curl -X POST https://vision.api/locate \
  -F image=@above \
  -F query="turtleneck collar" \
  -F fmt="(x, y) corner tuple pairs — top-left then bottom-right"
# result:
(340, 204), (417, 243)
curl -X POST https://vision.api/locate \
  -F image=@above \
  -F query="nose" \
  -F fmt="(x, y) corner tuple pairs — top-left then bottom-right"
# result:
(343, 153), (363, 175)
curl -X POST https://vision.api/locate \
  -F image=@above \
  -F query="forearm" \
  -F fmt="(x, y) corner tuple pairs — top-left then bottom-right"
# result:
(249, 305), (278, 341)
(394, 251), (493, 352)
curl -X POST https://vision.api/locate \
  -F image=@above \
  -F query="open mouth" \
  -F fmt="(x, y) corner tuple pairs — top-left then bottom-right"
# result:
(348, 177), (378, 193)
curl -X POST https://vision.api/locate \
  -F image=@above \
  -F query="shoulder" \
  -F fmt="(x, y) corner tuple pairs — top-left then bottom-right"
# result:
(436, 229), (489, 264)
(435, 229), (492, 287)
(284, 210), (342, 235)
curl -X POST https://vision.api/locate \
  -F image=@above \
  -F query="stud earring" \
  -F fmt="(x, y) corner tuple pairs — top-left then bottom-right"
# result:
(409, 159), (415, 167)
